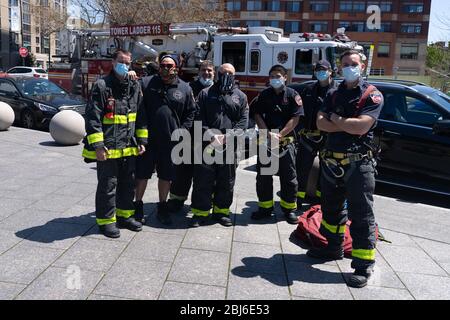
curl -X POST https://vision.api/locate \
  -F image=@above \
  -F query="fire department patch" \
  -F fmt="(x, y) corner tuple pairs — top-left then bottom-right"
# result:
(295, 94), (303, 106)
(370, 91), (383, 104)
(277, 51), (289, 64)
(173, 90), (183, 100)
(231, 94), (240, 104)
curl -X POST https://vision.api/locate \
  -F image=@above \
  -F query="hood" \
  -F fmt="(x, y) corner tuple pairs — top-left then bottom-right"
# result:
(30, 94), (85, 109)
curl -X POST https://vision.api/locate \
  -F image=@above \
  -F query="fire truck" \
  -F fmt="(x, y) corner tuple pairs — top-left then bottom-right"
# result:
(50, 23), (364, 101)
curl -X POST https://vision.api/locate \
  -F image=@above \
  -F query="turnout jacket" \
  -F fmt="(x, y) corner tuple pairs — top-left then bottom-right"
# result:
(82, 73), (148, 162)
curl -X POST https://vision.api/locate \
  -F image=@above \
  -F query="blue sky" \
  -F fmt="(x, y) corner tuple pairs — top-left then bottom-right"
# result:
(429, 0), (450, 43)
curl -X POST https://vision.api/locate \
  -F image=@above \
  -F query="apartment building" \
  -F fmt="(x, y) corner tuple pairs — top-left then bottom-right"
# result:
(224, 0), (431, 75)
(0, 0), (67, 71)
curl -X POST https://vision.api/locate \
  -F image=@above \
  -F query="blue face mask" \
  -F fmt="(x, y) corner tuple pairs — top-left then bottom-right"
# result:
(114, 63), (129, 77)
(315, 70), (330, 82)
(342, 66), (361, 82)
(270, 78), (284, 89)
(199, 77), (213, 87)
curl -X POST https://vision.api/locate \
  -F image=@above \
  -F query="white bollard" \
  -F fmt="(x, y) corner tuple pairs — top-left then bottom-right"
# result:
(49, 110), (86, 145)
(0, 102), (15, 131)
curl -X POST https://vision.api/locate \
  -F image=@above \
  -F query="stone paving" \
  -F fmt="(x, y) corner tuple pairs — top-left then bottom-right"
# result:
(1, 126), (450, 300)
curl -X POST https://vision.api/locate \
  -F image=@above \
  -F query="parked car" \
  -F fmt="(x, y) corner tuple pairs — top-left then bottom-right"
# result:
(289, 79), (450, 196)
(0, 77), (86, 129)
(6, 67), (48, 79)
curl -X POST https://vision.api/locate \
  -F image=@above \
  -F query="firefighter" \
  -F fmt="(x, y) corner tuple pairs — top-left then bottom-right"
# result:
(167, 60), (215, 212)
(251, 64), (304, 225)
(82, 49), (148, 239)
(189, 63), (249, 227)
(134, 54), (196, 225)
(307, 50), (384, 288)
(296, 60), (337, 208)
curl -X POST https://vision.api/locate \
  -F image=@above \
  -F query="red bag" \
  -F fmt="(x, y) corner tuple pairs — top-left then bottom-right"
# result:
(293, 205), (380, 258)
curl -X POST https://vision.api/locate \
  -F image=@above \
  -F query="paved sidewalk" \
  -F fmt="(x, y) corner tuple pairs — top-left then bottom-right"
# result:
(1, 127), (450, 300)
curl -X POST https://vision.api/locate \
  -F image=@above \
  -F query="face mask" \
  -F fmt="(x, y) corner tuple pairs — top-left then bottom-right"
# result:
(315, 70), (330, 82)
(270, 78), (284, 89)
(342, 66), (361, 82)
(199, 77), (213, 87)
(114, 63), (129, 78)
(218, 72), (235, 93)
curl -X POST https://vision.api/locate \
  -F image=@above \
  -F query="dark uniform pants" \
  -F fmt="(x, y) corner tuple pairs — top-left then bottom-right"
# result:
(191, 161), (237, 217)
(169, 163), (194, 203)
(296, 137), (322, 202)
(96, 157), (136, 225)
(320, 157), (377, 270)
(257, 143), (298, 213)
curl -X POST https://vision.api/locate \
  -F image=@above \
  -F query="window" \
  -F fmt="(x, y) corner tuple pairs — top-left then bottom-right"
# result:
(246, 20), (261, 27)
(222, 42), (246, 72)
(377, 43), (390, 57)
(263, 20), (280, 28)
(406, 96), (442, 127)
(286, 1), (301, 12)
(400, 44), (419, 59)
(250, 50), (260, 72)
(0, 81), (18, 96)
(339, 1), (353, 11)
(266, 0), (280, 11)
(229, 20), (241, 27)
(310, 1), (329, 11)
(353, 1), (365, 12)
(367, 1), (392, 12)
(378, 23), (392, 32)
(309, 22), (328, 32)
(295, 49), (313, 75)
(401, 24), (422, 34)
(247, 0), (262, 10)
(226, 1), (241, 11)
(284, 21), (300, 33)
(402, 3), (424, 13)
(358, 42), (373, 57)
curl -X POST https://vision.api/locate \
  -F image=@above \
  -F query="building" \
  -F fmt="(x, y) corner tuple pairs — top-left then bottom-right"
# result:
(224, 0), (431, 76)
(0, 0), (68, 71)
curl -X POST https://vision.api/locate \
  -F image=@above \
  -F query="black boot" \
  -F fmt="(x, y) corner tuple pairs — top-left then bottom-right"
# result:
(212, 213), (233, 227)
(189, 214), (209, 228)
(307, 245), (344, 261)
(98, 223), (121, 238)
(284, 211), (299, 225)
(251, 208), (273, 220)
(167, 199), (184, 213)
(347, 269), (373, 288)
(117, 216), (143, 232)
(134, 200), (145, 224)
(157, 202), (172, 225)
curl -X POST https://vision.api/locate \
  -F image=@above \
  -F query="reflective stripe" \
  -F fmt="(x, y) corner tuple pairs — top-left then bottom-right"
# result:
(316, 190), (322, 198)
(102, 113), (137, 125)
(87, 132), (104, 145)
(213, 206), (230, 215)
(352, 249), (376, 261)
(321, 219), (346, 234)
(82, 147), (139, 160)
(170, 193), (187, 201)
(191, 208), (210, 217)
(116, 208), (135, 219)
(96, 216), (116, 226)
(258, 200), (274, 209)
(136, 129), (148, 138)
(296, 191), (306, 199)
(280, 199), (297, 210)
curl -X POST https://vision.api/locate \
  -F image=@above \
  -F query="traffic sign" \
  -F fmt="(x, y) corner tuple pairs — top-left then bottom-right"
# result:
(19, 47), (29, 58)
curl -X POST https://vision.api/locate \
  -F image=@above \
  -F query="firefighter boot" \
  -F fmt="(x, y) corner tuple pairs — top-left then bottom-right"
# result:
(189, 214), (209, 228)
(167, 199), (184, 213)
(347, 269), (373, 288)
(157, 202), (172, 225)
(134, 200), (145, 224)
(284, 210), (299, 225)
(307, 245), (344, 261)
(251, 208), (273, 220)
(212, 213), (233, 227)
(99, 223), (121, 239)
(117, 216), (143, 232)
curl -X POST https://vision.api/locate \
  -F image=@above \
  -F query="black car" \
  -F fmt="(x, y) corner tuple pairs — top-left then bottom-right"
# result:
(0, 77), (86, 129)
(289, 79), (450, 196)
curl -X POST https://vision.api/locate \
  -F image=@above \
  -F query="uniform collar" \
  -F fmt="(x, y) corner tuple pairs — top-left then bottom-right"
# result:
(340, 77), (365, 91)
(270, 85), (286, 95)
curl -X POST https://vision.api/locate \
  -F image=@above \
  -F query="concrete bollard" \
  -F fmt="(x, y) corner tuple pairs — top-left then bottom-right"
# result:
(49, 110), (86, 145)
(0, 101), (15, 131)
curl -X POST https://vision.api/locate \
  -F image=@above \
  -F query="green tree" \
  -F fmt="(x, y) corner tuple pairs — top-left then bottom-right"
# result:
(427, 44), (450, 73)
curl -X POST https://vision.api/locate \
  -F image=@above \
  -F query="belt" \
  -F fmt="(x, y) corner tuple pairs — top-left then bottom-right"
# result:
(257, 135), (295, 147)
(320, 150), (374, 166)
(299, 129), (322, 138)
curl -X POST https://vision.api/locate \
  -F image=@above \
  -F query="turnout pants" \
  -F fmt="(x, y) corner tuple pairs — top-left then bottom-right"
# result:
(191, 161), (237, 217)
(169, 163), (194, 204)
(320, 157), (377, 270)
(96, 157), (136, 226)
(296, 137), (322, 202)
(257, 143), (298, 213)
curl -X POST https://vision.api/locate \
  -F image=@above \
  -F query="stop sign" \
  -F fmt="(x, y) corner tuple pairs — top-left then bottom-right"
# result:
(19, 47), (28, 58)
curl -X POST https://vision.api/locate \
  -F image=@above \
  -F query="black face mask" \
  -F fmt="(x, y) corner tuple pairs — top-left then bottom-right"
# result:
(217, 72), (235, 93)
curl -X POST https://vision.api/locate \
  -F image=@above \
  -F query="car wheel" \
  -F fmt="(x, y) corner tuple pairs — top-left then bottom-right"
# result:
(21, 110), (36, 129)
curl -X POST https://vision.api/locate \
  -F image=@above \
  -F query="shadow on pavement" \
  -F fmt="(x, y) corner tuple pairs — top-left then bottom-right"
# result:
(39, 141), (80, 147)
(235, 201), (278, 226)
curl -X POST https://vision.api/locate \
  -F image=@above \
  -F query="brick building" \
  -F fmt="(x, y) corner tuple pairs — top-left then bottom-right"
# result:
(224, 0), (431, 76)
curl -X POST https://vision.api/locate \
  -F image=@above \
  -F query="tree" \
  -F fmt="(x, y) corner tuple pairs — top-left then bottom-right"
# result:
(427, 44), (450, 74)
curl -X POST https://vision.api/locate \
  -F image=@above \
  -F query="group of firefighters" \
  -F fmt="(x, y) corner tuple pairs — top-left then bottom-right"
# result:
(83, 48), (384, 288)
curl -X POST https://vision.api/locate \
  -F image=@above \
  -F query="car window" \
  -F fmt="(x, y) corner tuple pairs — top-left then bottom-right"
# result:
(0, 81), (19, 96)
(405, 96), (443, 127)
(10, 68), (31, 74)
(380, 92), (408, 122)
(16, 79), (66, 96)
(35, 69), (47, 74)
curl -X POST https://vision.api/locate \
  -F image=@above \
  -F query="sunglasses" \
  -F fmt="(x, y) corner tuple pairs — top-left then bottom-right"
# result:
(160, 64), (175, 69)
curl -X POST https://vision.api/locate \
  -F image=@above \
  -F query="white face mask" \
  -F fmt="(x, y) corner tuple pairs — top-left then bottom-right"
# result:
(199, 77), (213, 87)
(342, 66), (361, 82)
(270, 78), (285, 89)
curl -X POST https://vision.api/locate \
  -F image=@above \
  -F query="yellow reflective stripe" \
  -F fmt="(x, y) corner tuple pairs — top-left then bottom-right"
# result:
(136, 129), (148, 138)
(213, 206), (230, 215)
(321, 219), (346, 234)
(170, 193), (187, 201)
(191, 208), (210, 217)
(96, 216), (117, 226)
(102, 113), (137, 125)
(82, 147), (139, 160)
(280, 199), (297, 210)
(128, 113), (137, 122)
(297, 191), (306, 199)
(82, 148), (96, 159)
(87, 132), (104, 145)
(116, 208), (135, 219)
(352, 249), (376, 261)
(258, 200), (274, 209)
(316, 190), (322, 198)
